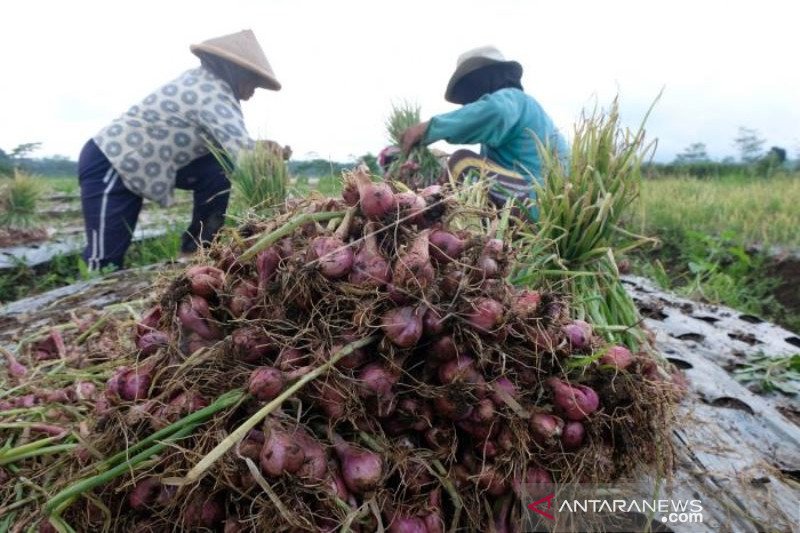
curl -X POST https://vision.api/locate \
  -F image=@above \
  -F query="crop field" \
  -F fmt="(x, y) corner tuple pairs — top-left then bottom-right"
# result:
(636, 172), (800, 248)
(2, 159), (799, 532)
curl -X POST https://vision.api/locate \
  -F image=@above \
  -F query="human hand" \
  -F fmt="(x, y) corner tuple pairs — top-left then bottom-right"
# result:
(259, 140), (292, 160)
(400, 121), (429, 155)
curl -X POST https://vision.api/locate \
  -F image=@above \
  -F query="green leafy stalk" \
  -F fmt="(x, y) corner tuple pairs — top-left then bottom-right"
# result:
(98, 389), (245, 471)
(45, 423), (199, 517)
(239, 210), (346, 262)
(168, 336), (377, 486)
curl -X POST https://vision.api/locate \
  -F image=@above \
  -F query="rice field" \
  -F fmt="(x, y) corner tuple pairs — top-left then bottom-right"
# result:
(634, 172), (800, 248)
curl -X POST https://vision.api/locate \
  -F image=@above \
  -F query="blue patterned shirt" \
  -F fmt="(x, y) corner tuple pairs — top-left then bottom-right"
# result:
(94, 66), (254, 206)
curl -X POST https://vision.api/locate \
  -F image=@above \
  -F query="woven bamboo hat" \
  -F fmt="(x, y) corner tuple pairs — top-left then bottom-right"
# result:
(191, 30), (281, 90)
(444, 45), (522, 103)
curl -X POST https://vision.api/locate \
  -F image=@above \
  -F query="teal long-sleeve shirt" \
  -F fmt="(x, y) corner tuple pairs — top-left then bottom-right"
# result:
(423, 88), (568, 185)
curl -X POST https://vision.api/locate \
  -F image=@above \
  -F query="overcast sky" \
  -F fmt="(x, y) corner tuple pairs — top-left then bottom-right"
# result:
(1, 0), (798, 163)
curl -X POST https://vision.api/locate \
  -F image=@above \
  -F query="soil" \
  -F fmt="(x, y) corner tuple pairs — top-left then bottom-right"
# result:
(767, 253), (800, 329)
(0, 227), (49, 247)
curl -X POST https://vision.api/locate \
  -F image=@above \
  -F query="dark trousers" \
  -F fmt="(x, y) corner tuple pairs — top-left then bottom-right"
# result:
(78, 139), (230, 270)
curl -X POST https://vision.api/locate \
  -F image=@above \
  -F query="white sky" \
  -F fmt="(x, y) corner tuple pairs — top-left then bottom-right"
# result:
(1, 0), (798, 163)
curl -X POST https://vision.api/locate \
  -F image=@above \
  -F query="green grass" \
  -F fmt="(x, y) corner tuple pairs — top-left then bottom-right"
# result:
(0, 172), (45, 228)
(20, 175), (80, 196)
(636, 172), (800, 248)
(289, 174), (342, 198)
(631, 171), (800, 333)
(0, 229), (184, 303)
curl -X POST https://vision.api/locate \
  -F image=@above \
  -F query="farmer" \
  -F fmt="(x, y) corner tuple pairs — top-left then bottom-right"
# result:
(77, 30), (286, 271)
(401, 46), (568, 220)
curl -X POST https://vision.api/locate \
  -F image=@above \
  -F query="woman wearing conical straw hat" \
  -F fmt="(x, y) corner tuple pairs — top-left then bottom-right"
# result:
(401, 46), (569, 220)
(77, 30), (288, 271)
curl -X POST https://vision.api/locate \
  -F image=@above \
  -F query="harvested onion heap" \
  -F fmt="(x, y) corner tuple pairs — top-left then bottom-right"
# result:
(50, 166), (678, 532)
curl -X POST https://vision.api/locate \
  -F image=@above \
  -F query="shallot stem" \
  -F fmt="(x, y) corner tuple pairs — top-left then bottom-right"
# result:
(0, 443), (77, 466)
(171, 336), (378, 486)
(334, 206), (357, 240)
(431, 459), (463, 533)
(45, 422), (199, 517)
(97, 389), (245, 472)
(240, 211), (346, 262)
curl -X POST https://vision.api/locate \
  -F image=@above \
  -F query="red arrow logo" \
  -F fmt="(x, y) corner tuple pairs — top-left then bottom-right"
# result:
(527, 493), (556, 521)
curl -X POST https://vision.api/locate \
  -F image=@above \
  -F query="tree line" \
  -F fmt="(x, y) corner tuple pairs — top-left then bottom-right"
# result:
(649, 127), (798, 178)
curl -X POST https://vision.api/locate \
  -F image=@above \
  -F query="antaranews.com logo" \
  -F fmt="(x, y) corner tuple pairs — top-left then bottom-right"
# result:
(523, 483), (704, 532)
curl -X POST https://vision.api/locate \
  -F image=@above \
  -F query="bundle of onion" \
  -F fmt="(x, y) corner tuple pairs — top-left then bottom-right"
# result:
(30, 168), (676, 533)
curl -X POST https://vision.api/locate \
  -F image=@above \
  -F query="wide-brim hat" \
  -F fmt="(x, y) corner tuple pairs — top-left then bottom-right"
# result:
(191, 29), (281, 91)
(444, 45), (522, 104)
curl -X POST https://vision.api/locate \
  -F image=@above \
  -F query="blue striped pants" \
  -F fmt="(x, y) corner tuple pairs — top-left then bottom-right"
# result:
(77, 139), (230, 270)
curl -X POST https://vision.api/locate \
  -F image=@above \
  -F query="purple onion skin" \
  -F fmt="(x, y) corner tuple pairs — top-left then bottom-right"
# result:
(137, 330), (170, 356)
(128, 478), (162, 510)
(514, 467), (553, 499)
(530, 413), (565, 446)
(309, 237), (354, 279)
(342, 182), (359, 206)
(136, 305), (162, 340)
(423, 511), (444, 533)
(562, 421), (586, 450)
(562, 320), (593, 350)
(513, 289), (542, 317)
(467, 298), (504, 333)
(547, 378), (600, 421)
(353, 169), (397, 220)
(333, 434), (383, 494)
(248, 367), (285, 401)
(185, 265), (225, 298)
(349, 242), (392, 287)
(229, 279), (259, 318)
(429, 230), (466, 264)
(5, 351), (27, 378)
(476, 465), (509, 496)
(108, 366), (153, 401)
(422, 307), (446, 336)
(430, 336), (458, 361)
(296, 429), (328, 480)
(178, 296), (221, 340)
(489, 377), (518, 406)
(75, 381), (97, 400)
(256, 247), (281, 286)
(393, 229), (435, 291)
(395, 191), (427, 224)
(275, 347), (308, 371)
(162, 392), (208, 423)
(358, 363), (398, 397)
(600, 345), (633, 370)
(314, 381), (347, 419)
(388, 516), (428, 533)
(231, 327), (277, 364)
(260, 428), (305, 477)
(182, 494), (224, 530)
(381, 306), (424, 348)
(433, 396), (473, 421)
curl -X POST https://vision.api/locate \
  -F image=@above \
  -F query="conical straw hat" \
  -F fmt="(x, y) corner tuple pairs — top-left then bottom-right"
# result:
(191, 29), (281, 90)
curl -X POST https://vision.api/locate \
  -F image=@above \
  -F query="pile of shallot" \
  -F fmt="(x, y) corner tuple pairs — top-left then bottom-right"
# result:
(50, 166), (678, 532)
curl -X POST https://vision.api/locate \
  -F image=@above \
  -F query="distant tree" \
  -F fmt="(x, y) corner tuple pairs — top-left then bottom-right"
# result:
(1, 142), (43, 176)
(756, 146), (788, 177)
(20, 154), (78, 177)
(359, 153), (380, 174)
(766, 146), (787, 164)
(10, 142), (42, 160)
(733, 127), (765, 165)
(0, 148), (11, 176)
(674, 142), (709, 164)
